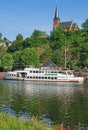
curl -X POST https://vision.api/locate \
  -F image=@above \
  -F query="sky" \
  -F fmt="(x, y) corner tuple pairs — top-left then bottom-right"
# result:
(0, 0), (88, 41)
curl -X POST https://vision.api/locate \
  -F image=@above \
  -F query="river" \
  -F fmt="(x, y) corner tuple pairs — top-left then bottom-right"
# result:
(0, 80), (88, 125)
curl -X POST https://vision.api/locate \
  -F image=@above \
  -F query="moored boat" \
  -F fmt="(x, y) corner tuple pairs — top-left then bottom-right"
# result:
(4, 67), (84, 83)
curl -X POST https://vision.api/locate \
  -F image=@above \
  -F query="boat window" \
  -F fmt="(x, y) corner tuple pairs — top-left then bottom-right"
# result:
(61, 72), (66, 75)
(67, 72), (73, 75)
(30, 71), (32, 73)
(59, 71), (62, 73)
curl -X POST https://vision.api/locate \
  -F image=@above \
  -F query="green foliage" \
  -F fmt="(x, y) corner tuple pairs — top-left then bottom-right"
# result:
(22, 37), (31, 48)
(82, 19), (88, 29)
(7, 41), (24, 53)
(21, 48), (39, 67)
(15, 34), (24, 42)
(0, 46), (7, 59)
(7, 34), (24, 53)
(0, 53), (14, 71)
(0, 113), (55, 130)
(13, 51), (23, 69)
(51, 49), (64, 66)
(30, 29), (48, 47)
(50, 27), (65, 49)
(77, 43), (88, 67)
(40, 48), (52, 63)
(0, 32), (2, 41)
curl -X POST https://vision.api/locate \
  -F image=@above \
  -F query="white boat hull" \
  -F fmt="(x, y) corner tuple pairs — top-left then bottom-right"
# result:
(4, 76), (84, 83)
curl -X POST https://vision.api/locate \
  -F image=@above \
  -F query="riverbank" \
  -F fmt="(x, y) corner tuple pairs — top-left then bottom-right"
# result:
(0, 113), (55, 130)
(0, 113), (88, 130)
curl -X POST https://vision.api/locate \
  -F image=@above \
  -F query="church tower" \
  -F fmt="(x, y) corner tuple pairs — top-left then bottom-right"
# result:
(53, 0), (60, 30)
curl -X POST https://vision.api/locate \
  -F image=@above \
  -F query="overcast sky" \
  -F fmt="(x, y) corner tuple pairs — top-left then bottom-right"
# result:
(0, 0), (88, 41)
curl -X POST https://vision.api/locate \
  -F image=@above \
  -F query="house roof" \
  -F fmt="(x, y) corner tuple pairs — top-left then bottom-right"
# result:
(59, 21), (78, 29)
(72, 23), (78, 29)
(42, 60), (57, 67)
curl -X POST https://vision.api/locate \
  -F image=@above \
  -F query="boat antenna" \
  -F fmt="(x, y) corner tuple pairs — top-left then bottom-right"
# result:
(65, 36), (66, 68)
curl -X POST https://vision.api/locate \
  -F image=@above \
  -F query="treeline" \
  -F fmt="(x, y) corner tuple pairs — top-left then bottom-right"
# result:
(0, 19), (88, 71)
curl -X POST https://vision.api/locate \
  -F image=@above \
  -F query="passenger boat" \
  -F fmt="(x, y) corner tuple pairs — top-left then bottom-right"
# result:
(4, 66), (84, 83)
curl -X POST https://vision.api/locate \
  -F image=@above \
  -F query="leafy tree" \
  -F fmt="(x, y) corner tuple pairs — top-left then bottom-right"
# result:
(22, 38), (31, 48)
(15, 34), (24, 42)
(0, 33), (2, 41)
(7, 41), (24, 53)
(21, 48), (39, 67)
(77, 43), (88, 67)
(13, 51), (23, 69)
(30, 29), (48, 47)
(0, 46), (7, 60)
(50, 27), (65, 49)
(7, 34), (24, 53)
(0, 53), (14, 71)
(40, 48), (52, 63)
(51, 50), (62, 66)
(82, 19), (88, 29)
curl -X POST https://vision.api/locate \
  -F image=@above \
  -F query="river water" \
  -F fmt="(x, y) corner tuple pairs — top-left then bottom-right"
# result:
(0, 80), (88, 125)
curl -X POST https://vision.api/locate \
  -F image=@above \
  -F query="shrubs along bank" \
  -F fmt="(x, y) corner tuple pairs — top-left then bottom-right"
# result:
(0, 113), (55, 130)
(0, 113), (88, 130)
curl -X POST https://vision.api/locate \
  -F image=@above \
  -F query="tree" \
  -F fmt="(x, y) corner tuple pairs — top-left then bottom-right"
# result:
(15, 34), (24, 42)
(40, 48), (52, 63)
(51, 49), (65, 67)
(22, 38), (31, 48)
(30, 29), (48, 47)
(0, 32), (2, 41)
(82, 19), (88, 29)
(50, 27), (65, 49)
(7, 34), (24, 53)
(0, 53), (14, 71)
(13, 51), (23, 69)
(21, 48), (39, 67)
(77, 43), (88, 67)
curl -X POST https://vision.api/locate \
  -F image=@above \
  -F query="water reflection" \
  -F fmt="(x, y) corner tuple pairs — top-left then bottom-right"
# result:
(0, 80), (88, 124)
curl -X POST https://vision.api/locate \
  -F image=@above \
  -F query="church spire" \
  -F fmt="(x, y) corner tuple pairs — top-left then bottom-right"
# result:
(54, 0), (59, 20)
(53, 0), (60, 30)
